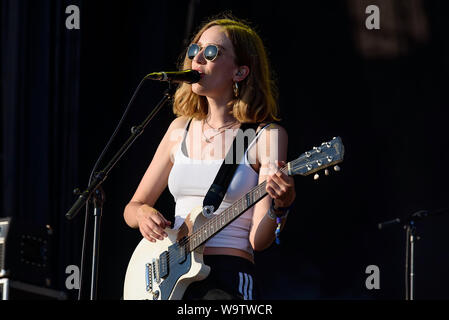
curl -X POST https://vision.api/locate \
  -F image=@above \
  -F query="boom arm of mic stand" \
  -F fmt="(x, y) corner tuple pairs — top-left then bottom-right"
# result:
(377, 207), (449, 230)
(66, 80), (175, 300)
(65, 81), (176, 220)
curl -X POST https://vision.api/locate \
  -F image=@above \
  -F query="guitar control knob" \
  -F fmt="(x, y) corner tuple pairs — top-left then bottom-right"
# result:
(202, 206), (215, 218)
(314, 173), (319, 180)
(324, 169), (329, 176)
(334, 165), (341, 172)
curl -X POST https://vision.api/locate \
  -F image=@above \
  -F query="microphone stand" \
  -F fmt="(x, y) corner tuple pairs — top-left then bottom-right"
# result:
(404, 219), (417, 300)
(91, 186), (105, 300)
(65, 80), (176, 300)
(378, 207), (449, 300)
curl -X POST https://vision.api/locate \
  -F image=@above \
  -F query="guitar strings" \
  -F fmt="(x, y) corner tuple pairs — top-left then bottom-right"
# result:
(162, 180), (269, 267)
(162, 147), (337, 266)
(163, 160), (314, 267)
(163, 189), (263, 267)
(163, 154), (334, 267)
(163, 166), (287, 267)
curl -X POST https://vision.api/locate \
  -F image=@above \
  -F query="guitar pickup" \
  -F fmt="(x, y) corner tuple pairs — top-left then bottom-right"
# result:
(152, 259), (160, 284)
(158, 251), (169, 279)
(171, 240), (186, 264)
(168, 240), (187, 265)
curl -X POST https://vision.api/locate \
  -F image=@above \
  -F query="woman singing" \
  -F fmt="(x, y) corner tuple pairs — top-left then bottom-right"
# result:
(124, 16), (296, 300)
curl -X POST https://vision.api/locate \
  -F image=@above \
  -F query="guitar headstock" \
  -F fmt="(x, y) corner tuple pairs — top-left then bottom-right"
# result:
(287, 137), (344, 178)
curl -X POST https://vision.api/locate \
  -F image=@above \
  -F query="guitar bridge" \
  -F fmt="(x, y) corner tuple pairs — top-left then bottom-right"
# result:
(145, 263), (152, 293)
(145, 263), (160, 300)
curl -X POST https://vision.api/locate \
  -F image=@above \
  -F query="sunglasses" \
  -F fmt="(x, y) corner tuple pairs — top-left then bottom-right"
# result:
(187, 43), (220, 61)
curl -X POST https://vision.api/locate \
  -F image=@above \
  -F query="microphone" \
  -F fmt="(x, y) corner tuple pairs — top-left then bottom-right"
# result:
(145, 70), (200, 83)
(378, 207), (449, 230)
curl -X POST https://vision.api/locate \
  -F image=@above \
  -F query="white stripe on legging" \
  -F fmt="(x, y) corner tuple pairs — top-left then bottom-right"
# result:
(239, 272), (244, 298)
(248, 273), (253, 300)
(244, 273), (249, 300)
(238, 272), (253, 300)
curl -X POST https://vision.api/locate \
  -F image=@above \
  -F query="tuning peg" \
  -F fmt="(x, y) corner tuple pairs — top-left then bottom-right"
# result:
(324, 169), (329, 176)
(334, 165), (341, 172)
(314, 173), (320, 180)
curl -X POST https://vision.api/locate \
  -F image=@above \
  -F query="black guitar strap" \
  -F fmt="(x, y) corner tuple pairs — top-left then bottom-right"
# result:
(202, 122), (261, 216)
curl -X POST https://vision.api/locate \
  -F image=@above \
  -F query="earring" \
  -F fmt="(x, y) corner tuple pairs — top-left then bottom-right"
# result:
(233, 82), (239, 98)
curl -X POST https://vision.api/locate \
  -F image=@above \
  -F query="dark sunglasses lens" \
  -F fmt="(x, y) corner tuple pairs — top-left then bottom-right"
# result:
(204, 45), (218, 60)
(187, 44), (199, 59)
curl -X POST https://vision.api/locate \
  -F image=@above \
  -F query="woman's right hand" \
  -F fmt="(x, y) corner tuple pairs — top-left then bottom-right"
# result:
(136, 204), (172, 242)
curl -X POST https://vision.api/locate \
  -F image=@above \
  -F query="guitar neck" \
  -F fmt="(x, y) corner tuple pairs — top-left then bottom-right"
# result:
(187, 166), (289, 252)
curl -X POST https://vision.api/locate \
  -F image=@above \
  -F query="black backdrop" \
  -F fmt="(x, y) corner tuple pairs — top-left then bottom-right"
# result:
(1, 0), (449, 300)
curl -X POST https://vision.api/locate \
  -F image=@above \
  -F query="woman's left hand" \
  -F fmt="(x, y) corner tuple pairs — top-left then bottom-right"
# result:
(266, 160), (296, 208)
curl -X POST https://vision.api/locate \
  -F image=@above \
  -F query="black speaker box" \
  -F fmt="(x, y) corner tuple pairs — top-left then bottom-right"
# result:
(7, 280), (67, 300)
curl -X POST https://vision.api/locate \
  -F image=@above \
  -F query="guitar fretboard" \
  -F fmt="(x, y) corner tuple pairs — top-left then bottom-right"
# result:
(187, 166), (288, 251)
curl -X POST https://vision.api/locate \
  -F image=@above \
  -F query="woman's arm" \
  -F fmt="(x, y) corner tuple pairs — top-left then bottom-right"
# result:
(249, 124), (296, 251)
(123, 116), (189, 242)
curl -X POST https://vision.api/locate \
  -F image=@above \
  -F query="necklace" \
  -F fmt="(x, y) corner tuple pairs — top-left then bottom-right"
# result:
(202, 120), (237, 143)
(205, 117), (237, 132)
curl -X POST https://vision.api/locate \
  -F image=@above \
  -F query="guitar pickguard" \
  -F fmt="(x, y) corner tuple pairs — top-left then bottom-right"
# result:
(159, 250), (191, 300)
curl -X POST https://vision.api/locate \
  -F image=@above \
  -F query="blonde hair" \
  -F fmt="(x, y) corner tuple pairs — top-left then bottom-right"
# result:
(172, 16), (279, 123)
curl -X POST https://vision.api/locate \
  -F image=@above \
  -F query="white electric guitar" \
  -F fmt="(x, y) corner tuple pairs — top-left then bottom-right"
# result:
(123, 137), (345, 300)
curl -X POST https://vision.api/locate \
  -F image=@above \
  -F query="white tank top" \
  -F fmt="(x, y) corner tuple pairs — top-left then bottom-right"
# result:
(167, 120), (270, 255)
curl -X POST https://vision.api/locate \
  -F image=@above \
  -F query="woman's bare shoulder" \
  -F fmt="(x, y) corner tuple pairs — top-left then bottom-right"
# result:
(257, 122), (287, 136)
(168, 116), (191, 131)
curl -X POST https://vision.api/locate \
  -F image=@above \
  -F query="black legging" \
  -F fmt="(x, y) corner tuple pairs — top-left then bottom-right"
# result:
(182, 254), (258, 300)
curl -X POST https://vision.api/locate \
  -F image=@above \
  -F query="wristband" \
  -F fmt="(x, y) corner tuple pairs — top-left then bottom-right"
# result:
(267, 199), (294, 245)
(267, 199), (291, 220)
